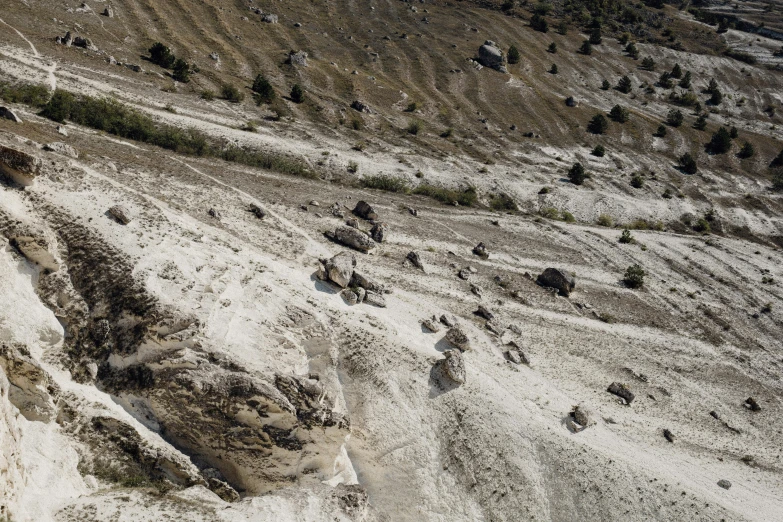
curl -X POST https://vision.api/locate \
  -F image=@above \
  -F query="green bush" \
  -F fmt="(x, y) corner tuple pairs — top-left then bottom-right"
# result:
(0, 82), (51, 107)
(597, 213), (613, 227)
(221, 84), (244, 103)
(508, 45), (521, 64)
(548, 42), (557, 53)
(587, 114), (608, 134)
(640, 56), (656, 71)
(679, 71), (692, 89)
(589, 27), (602, 45)
(693, 218), (711, 233)
(600, 79), (610, 90)
(623, 264), (645, 288)
(568, 162), (588, 185)
(290, 84), (304, 103)
(579, 40), (592, 55)
(172, 59), (190, 83)
(619, 229), (634, 243)
(694, 114), (707, 130)
(654, 125), (666, 137)
(252, 74), (275, 104)
(561, 210), (576, 223)
(707, 127), (732, 154)
(666, 109), (684, 127)
(148, 42), (175, 69)
(630, 174), (644, 188)
(540, 206), (560, 220)
(200, 90), (215, 101)
(531, 13), (549, 32)
(617, 75), (632, 94)
(407, 120), (422, 135)
(679, 153), (698, 174)
(405, 101), (418, 112)
(671, 63), (683, 79)
(490, 193), (518, 211)
(609, 105), (629, 123)
(347, 161), (359, 173)
(413, 184), (477, 206)
(550, 63), (558, 74)
(592, 144), (605, 157)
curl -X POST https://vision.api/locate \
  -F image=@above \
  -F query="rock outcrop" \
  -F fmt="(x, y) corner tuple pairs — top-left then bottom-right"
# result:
(477, 40), (507, 72)
(324, 252), (356, 288)
(44, 142), (79, 159)
(0, 107), (22, 123)
(445, 325), (471, 351)
(0, 343), (58, 422)
(0, 145), (41, 187)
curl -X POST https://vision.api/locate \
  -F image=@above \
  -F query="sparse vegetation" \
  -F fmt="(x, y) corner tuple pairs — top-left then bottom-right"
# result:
(407, 120), (422, 135)
(597, 214), (613, 227)
(608, 105), (629, 123)
(347, 161), (359, 173)
(707, 127), (732, 154)
(252, 74), (276, 104)
(361, 175), (410, 193)
(623, 264), (645, 288)
(568, 162), (588, 185)
(588, 114), (608, 134)
(666, 109), (684, 127)
(412, 184), (477, 206)
(490, 193), (519, 211)
(221, 84), (244, 103)
(0, 82), (50, 107)
(617, 75), (632, 94)
(591, 145), (605, 157)
(290, 84), (305, 103)
(630, 174), (644, 189)
(508, 45), (521, 64)
(679, 153), (698, 174)
(619, 229), (634, 243)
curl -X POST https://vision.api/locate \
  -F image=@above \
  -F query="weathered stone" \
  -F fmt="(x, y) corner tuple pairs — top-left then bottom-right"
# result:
(43, 142), (79, 158)
(445, 325), (470, 351)
(458, 269), (471, 280)
(421, 317), (440, 332)
(108, 205), (132, 225)
(0, 107), (22, 123)
(351, 100), (371, 113)
(472, 242), (489, 259)
(353, 200), (378, 220)
(537, 268), (576, 297)
(315, 263), (327, 281)
(442, 350), (466, 384)
(370, 222), (387, 243)
(102, 6), (114, 17)
(0, 343), (58, 422)
(9, 236), (60, 272)
(341, 288), (359, 304)
(346, 217), (359, 228)
(406, 251), (423, 269)
(440, 314), (456, 327)
(355, 287), (366, 303)
(572, 405), (592, 428)
(0, 144), (41, 187)
(663, 429), (675, 443)
(73, 36), (98, 51)
(288, 50), (308, 66)
(477, 40), (506, 71)
(208, 208), (221, 219)
(333, 226), (374, 252)
(363, 291), (386, 308)
(324, 252), (356, 288)
(475, 305), (495, 320)
(607, 382), (635, 404)
(717, 479), (732, 490)
(262, 13), (278, 23)
(350, 271), (383, 293)
(249, 203), (266, 219)
(207, 477), (240, 502)
(744, 397), (761, 411)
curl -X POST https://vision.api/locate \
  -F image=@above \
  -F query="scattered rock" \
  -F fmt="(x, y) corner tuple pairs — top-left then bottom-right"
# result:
(458, 269), (471, 280)
(439, 314), (456, 327)
(421, 317), (440, 332)
(249, 203), (266, 219)
(363, 291), (386, 308)
(370, 222), (387, 243)
(663, 429), (675, 443)
(0, 107), (22, 123)
(406, 251), (423, 269)
(73, 36), (98, 51)
(341, 288), (359, 305)
(355, 287), (366, 303)
(124, 63), (143, 73)
(353, 200), (378, 220)
(324, 252), (356, 288)
(208, 208), (221, 219)
(474, 305), (495, 320)
(441, 350), (466, 384)
(207, 478), (240, 502)
(288, 50), (308, 66)
(262, 13), (278, 23)
(717, 479), (732, 490)
(407, 207), (418, 217)
(607, 382), (635, 405)
(537, 268), (576, 297)
(565, 96), (577, 107)
(330, 202), (345, 218)
(710, 410), (721, 420)
(472, 242), (488, 259)
(350, 271), (383, 293)
(744, 397), (761, 411)
(445, 325), (471, 351)
(102, 6), (113, 17)
(470, 284), (482, 297)
(346, 217), (359, 228)
(0, 144), (42, 187)
(309, 200), (320, 207)
(43, 142), (79, 159)
(571, 405), (592, 428)
(351, 100), (371, 113)
(108, 205), (132, 225)
(505, 341), (529, 365)
(333, 226), (374, 252)
(57, 125), (68, 136)
(209, 52), (220, 61)
(477, 40), (506, 72)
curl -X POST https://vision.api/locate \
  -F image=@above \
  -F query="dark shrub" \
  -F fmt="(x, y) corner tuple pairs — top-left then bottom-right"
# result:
(221, 84), (244, 103)
(587, 114), (608, 134)
(666, 109), (684, 127)
(149, 42), (175, 69)
(591, 145), (605, 157)
(707, 127), (732, 154)
(623, 264), (645, 288)
(679, 153), (697, 174)
(568, 162), (588, 185)
(172, 59), (190, 83)
(508, 45), (521, 64)
(617, 75), (632, 94)
(290, 84), (304, 103)
(609, 105), (629, 123)
(252, 74), (275, 104)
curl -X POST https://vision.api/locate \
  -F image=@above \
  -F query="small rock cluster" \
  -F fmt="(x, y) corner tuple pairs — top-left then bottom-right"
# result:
(315, 252), (388, 307)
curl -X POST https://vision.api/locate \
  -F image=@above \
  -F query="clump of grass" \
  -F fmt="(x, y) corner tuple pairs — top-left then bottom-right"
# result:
(413, 184), (477, 206)
(562, 211), (576, 223)
(199, 90), (215, 101)
(347, 161), (359, 173)
(361, 174), (410, 193)
(407, 120), (422, 135)
(0, 82), (51, 107)
(625, 219), (664, 231)
(597, 213), (613, 227)
(489, 193), (518, 211)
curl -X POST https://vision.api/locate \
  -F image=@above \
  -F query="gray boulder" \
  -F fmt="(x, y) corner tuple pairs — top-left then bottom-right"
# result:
(350, 271), (383, 293)
(442, 350), (466, 384)
(333, 226), (374, 252)
(0, 107), (22, 123)
(249, 203), (266, 219)
(370, 222), (387, 243)
(353, 200), (378, 220)
(0, 144), (42, 187)
(324, 252), (356, 288)
(262, 13), (278, 23)
(717, 479), (732, 490)
(537, 268), (576, 297)
(288, 50), (308, 66)
(108, 205), (132, 225)
(472, 242), (489, 259)
(363, 291), (386, 308)
(43, 142), (79, 158)
(477, 40), (506, 72)
(421, 317), (440, 332)
(406, 251), (423, 269)
(445, 325), (471, 351)
(607, 382), (635, 404)
(475, 305), (495, 320)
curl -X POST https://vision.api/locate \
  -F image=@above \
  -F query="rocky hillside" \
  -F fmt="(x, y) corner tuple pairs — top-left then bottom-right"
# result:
(1, 0), (783, 521)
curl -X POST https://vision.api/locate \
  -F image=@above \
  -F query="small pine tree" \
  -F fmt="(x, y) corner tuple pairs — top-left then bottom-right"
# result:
(556, 20), (568, 35)
(619, 229), (634, 243)
(550, 63), (558, 74)
(508, 45), (521, 64)
(619, 33), (630, 45)
(708, 127), (732, 154)
(717, 18), (729, 33)
(666, 109), (684, 127)
(290, 84), (304, 103)
(609, 105), (629, 123)
(589, 27), (603, 45)
(587, 114), (609, 134)
(641, 56), (656, 71)
(531, 14), (549, 33)
(149, 42), (175, 69)
(658, 72), (673, 89)
(579, 40), (592, 55)
(679, 152), (698, 174)
(710, 89), (723, 105)
(738, 141), (755, 159)
(172, 59), (190, 83)
(568, 162), (588, 185)
(252, 74), (276, 104)
(548, 42), (557, 53)
(771, 148), (783, 168)
(694, 113), (707, 130)
(221, 83), (244, 103)
(623, 264), (645, 288)
(626, 42), (639, 59)
(591, 144), (605, 157)
(601, 79), (610, 90)
(729, 126), (738, 139)
(679, 71), (692, 89)
(671, 63), (683, 79)
(617, 75), (633, 94)
(654, 125), (667, 137)
(630, 174), (644, 188)
(707, 78), (719, 94)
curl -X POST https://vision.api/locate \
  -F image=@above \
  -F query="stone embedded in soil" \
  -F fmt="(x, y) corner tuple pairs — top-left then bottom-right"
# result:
(0, 144), (41, 187)
(744, 397), (761, 411)
(249, 203), (266, 219)
(663, 429), (675, 443)
(442, 349), (466, 384)
(352, 200), (378, 220)
(108, 205), (132, 225)
(537, 268), (576, 297)
(571, 405), (592, 428)
(333, 226), (374, 252)
(718, 479), (732, 490)
(607, 382), (635, 404)
(472, 242), (489, 259)
(406, 251), (424, 269)
(370, 222), (388, 243)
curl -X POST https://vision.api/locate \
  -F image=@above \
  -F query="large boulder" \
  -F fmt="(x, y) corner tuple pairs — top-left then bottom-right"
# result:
(0, 144), (41, 187)
(44, 142), (79, 159)
(537, 268), (576, 297)
(477, 40), (507, 72)
(324, 252), (356, 288)
(445, 325), (471, 351)
(333, 226), (374, 252)
(0, 107), (22, 123)
(353, 201), (378, 220)
(442, 350), (466, 384)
